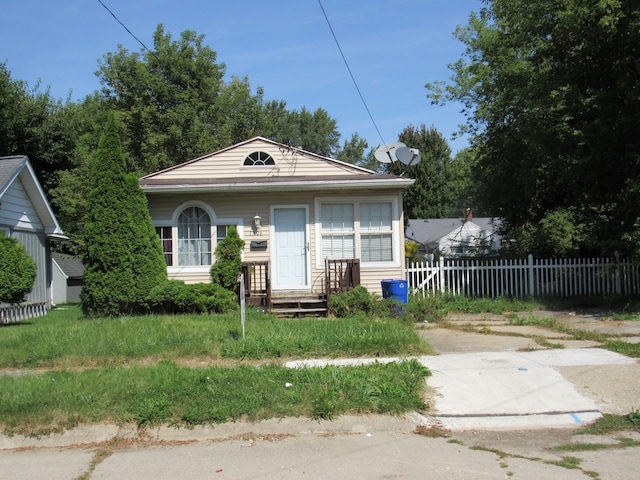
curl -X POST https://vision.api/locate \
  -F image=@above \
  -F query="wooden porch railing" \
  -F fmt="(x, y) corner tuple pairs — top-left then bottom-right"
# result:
(325, 258), (361, 302)
(242, 261), (271, 307)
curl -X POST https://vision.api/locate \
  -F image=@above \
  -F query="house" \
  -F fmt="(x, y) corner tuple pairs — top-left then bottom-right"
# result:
(0, 156), (65, 320)
(51, 252), (84, 304)
(140, 137), (414, 311)
(406, 209), (501, 259)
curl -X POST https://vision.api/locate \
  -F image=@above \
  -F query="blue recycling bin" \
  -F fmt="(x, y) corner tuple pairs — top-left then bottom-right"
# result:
(381, 279), (408, 304)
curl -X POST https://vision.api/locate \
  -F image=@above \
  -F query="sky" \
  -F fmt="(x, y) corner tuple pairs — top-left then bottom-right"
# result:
(2, 0), (481, 155)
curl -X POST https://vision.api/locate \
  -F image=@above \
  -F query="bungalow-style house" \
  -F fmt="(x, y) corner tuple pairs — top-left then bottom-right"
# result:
(406, 209), (501, 259)
(140, 137), (414, 314)
(0, 156), (65, 321)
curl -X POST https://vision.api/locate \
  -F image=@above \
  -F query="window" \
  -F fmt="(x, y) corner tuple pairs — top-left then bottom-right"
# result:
(360, 203), (393, 262)
(320, 201), (395, 264)
(321, 204), (354, 258)
(216, 225), (233, 246)
(155, 226), (173, 266)
(244, 151), (275, 166)
(177, 207), (211, 266)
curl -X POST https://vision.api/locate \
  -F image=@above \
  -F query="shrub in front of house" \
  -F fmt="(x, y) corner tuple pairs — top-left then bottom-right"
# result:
(0, 231), (37, 304)
(328, 285), (401, 319)
(210, 225), (244, 291)
(145, 280), (238, 314)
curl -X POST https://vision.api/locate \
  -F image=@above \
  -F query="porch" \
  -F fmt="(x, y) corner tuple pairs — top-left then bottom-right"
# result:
(242, 258), (360, 317)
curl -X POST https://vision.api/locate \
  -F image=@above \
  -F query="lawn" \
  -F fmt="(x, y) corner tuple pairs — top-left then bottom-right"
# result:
(0, 305), (433, 436)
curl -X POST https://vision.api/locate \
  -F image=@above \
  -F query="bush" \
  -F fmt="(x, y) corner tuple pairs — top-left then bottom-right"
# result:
(145, 280), (238, 315)
(0, 232), (37, 304)
(210, 226), (245, 291)
(328, 286), (377, 317)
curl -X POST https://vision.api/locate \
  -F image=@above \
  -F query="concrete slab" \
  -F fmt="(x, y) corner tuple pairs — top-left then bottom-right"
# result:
(417, 327), (541, 353)
(287, 349), (636, 431)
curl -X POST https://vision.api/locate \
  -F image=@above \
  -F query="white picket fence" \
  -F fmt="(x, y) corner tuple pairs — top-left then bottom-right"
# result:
(0, 303), (49, 325)
(406, 255), (640, 298)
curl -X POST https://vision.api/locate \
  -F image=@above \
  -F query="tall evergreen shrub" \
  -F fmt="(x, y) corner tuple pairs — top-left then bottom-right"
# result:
(0, 232), (36, 304)
(210, 225), (244, 291)
(81, 112), (167, 317)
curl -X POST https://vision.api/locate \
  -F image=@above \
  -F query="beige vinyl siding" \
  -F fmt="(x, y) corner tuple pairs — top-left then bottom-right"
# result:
(148, 188), (406, 292)
(144, 140), (367, 181)
(0, 179), (43, 231)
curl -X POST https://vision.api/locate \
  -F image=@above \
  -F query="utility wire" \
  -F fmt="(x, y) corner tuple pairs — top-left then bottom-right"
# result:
(97, 0), (159, 61)
(317, 0), (386, 147)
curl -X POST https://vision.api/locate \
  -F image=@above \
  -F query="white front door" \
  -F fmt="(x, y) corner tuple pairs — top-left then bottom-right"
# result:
(272, 207), (309, 290)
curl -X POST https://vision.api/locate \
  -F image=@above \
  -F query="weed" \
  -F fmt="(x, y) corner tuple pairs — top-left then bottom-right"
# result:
(553, 443), (610, 452)
(546, 456), (582, 469)
(580, 413), (640, 435)
(603, 341), (640, 358)
(414, 424), (450, 438)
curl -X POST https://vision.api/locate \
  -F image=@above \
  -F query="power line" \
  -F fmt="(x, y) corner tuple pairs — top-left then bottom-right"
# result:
(97, 0), (158, 60)
(317, 0), (386, 147)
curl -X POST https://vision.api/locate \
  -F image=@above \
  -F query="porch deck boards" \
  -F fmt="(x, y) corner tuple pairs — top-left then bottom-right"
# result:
(270, 295), (328, 317)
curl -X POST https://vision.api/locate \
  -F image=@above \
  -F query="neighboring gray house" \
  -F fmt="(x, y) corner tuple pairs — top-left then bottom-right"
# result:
(51, 252), (84, 304)
(0, 156), (65, 319)
(406, 210), (501, 259)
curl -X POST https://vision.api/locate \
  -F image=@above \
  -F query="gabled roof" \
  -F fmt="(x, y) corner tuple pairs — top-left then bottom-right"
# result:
(140, 136), (414, 193)
(406, 217), (499, 245)
(0, 155), (64, 236)
(52, 252), (84, 279)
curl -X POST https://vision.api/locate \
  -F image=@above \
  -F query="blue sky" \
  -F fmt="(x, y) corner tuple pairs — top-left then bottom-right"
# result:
(2, 0), (480, 155)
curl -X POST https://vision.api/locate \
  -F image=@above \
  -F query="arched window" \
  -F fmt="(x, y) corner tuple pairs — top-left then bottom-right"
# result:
(177, 206), (211, 266)
(243, 151), (275, 166)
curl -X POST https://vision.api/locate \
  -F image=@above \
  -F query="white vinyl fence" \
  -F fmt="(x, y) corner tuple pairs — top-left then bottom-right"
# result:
(407, 255), (640, 298)
(0, 303), (49, 325)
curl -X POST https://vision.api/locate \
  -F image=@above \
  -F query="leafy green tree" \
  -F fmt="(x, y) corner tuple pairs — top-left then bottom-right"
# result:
(0, 232), (37, 304)
(97, 25), (226, 174)
(426, 0), (640, 256)
(81, 112), (167, 317)
(388, 125), (458, 219)
(337, 133), (368, 166)
(0, 62), (76, 189)
(210, 226), (245, 292)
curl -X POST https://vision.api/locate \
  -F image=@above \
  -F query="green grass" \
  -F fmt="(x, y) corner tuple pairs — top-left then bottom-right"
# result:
(0, 305), (433, 436)
(0, 359), (431, 436)
(0, 305), (431, 369)
(579, 411), (640, 435)
(602, 341), (640, 358)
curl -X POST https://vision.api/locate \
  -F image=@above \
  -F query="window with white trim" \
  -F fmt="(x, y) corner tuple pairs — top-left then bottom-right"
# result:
(360, 203), (393, 262)
(177, 206), (211, 266)
(320, 201), (394, 263)
(321, 204), (355, 258)
(155, 226), (173, 266)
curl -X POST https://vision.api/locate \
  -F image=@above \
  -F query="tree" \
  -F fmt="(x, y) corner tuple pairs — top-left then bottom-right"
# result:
(81, 112), (167, 317)
(388, 125), (459, 219)
(426, 0), (640, 257)
(0, 62), (76, 189)
(0, 232), (36, 304)
(337, 133), (368, 166)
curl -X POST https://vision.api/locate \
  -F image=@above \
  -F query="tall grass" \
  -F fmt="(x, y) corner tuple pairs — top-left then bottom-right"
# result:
(0, 359), (430, 436)
(0, 305), (431, 369)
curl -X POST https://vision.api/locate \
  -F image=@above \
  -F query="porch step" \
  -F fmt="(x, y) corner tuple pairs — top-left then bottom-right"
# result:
(270, 296), (328, 317)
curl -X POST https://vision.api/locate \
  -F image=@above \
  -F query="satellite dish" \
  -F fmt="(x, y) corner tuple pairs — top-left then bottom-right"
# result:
(396, 147), (423, 166)
(374, 142), (407, 163)
(394, 147), (413, 164)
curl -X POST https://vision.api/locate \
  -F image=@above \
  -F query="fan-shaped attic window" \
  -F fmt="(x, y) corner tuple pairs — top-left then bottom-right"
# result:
(244, 151), (275, 166)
